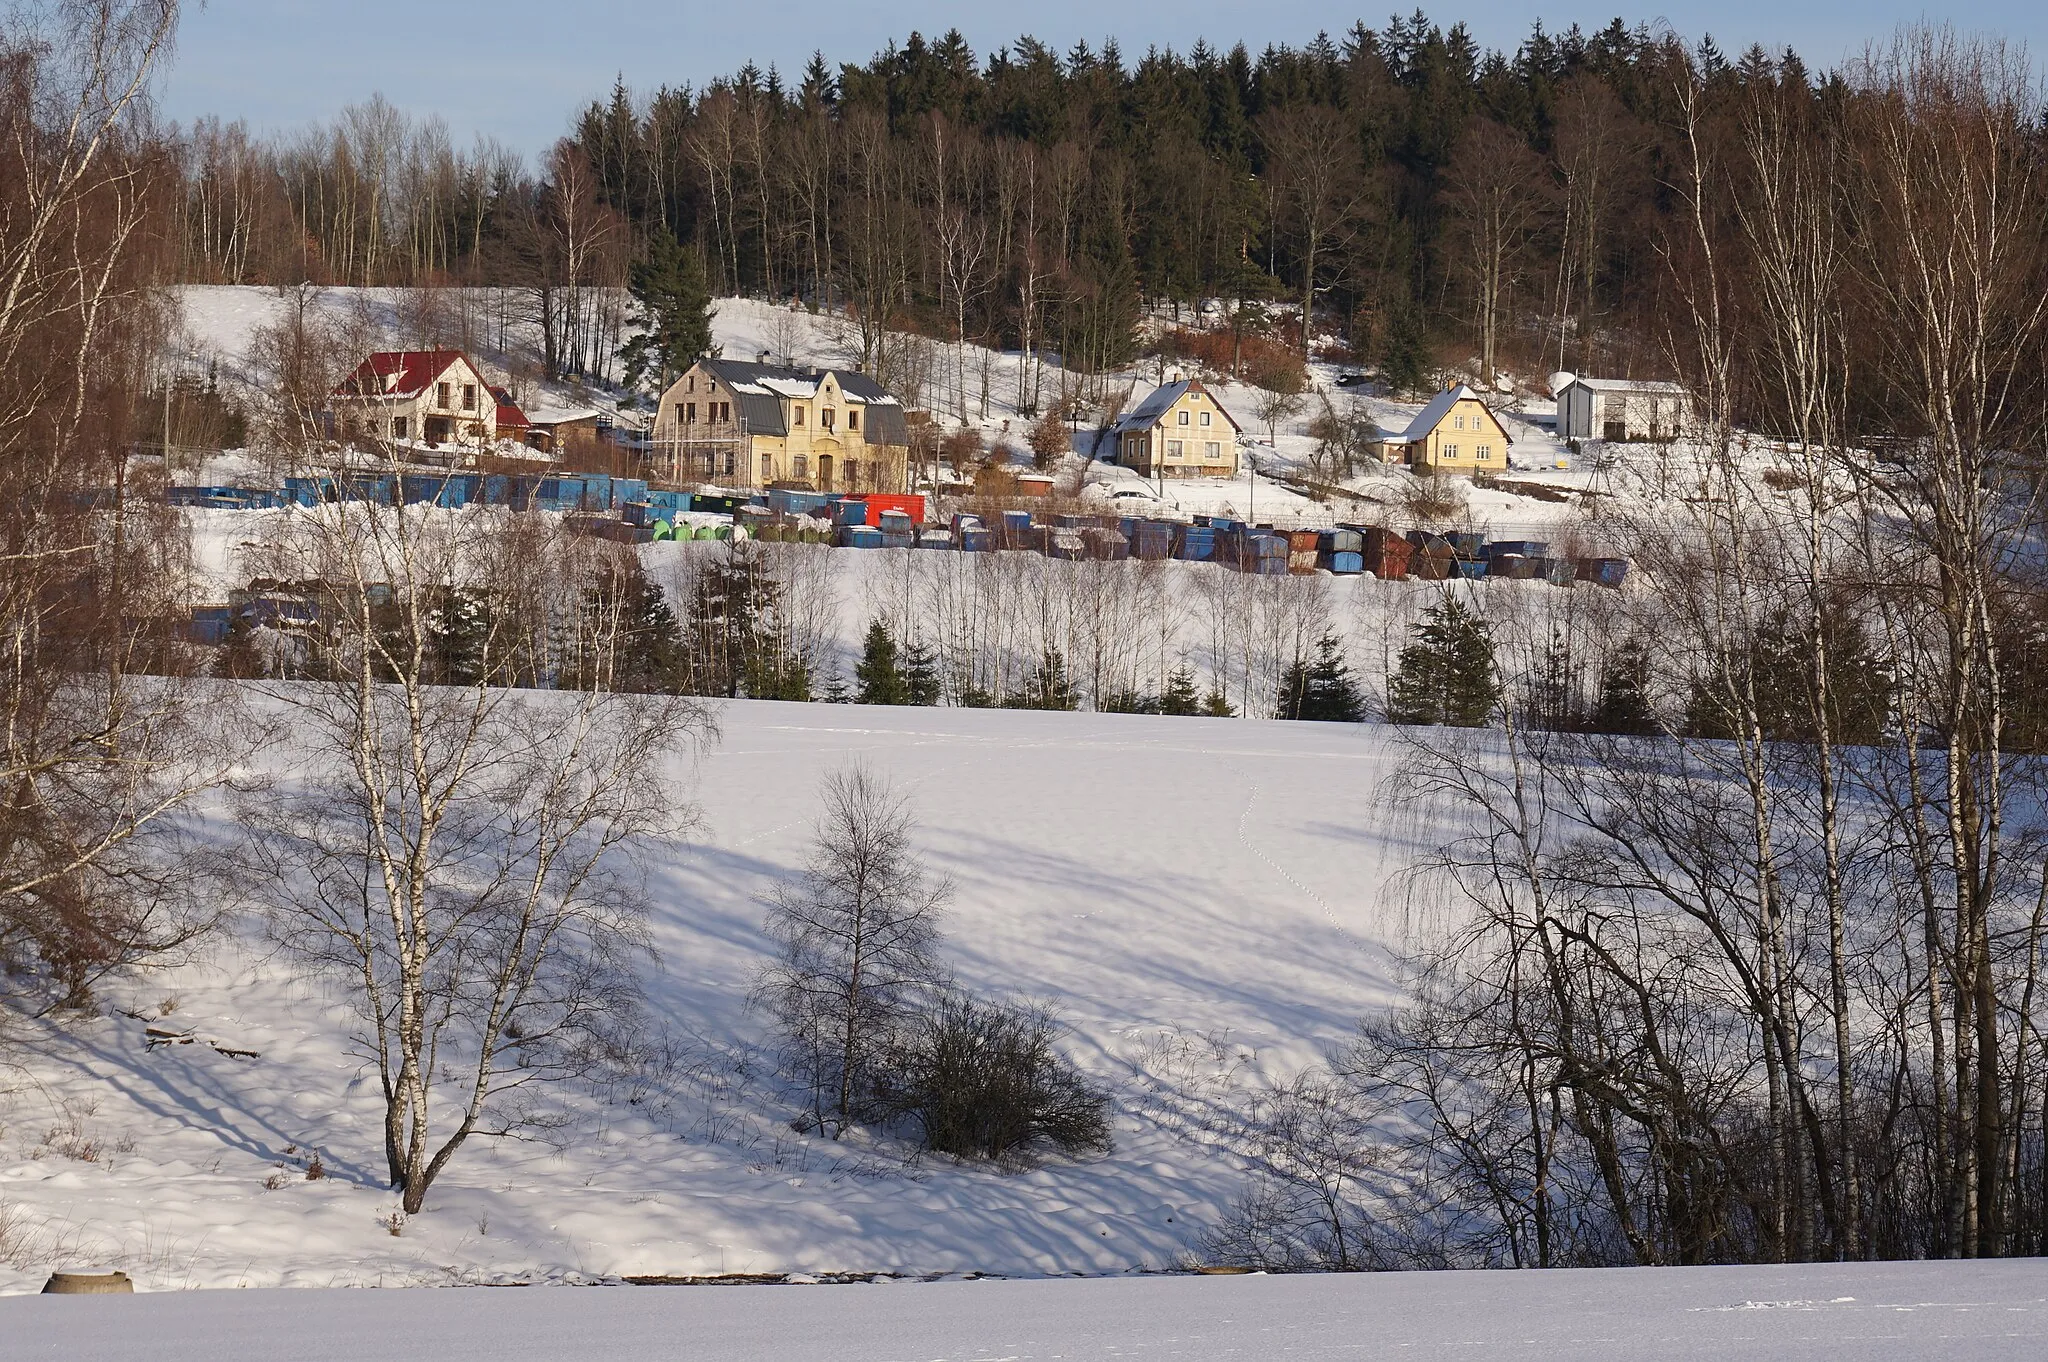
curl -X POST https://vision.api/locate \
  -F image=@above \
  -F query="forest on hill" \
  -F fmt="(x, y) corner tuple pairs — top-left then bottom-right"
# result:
(176, 14), (1883, 403)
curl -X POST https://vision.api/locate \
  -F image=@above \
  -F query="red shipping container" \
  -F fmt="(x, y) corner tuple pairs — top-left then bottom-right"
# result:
(844, 492), (926, 527)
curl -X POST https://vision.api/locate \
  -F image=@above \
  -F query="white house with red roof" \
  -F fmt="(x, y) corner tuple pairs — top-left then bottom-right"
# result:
(331, 351), (497, 449)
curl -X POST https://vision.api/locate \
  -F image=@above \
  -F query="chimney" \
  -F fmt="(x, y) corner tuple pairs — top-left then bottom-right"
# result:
(757, 349), (771, 365)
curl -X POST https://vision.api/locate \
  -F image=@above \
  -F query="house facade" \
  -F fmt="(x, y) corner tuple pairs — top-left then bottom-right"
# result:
(650, 358), (911, 492)
(1373, 384), (1512, 474)
(1112, 380), (1242, 478)
(331, 351), (496, 449)
(1555, 377), (1691, 442)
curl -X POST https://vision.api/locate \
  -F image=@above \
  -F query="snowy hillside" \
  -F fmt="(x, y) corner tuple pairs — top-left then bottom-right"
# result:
(0, 701), (1443, 1293)
(10, 1258), (2046, 1361)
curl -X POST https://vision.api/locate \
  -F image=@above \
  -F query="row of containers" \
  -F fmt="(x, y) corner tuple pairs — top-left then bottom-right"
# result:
(752, 501), (1629, 589)
(166, 474), (1626, 588)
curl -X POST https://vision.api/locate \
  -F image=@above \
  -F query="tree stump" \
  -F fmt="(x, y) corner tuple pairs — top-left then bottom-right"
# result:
(41, 1270), (133, 1294)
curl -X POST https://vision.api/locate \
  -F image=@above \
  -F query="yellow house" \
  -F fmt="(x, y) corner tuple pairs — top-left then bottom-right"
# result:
(1376, 384), (1513, 474)
(650, 357), (911, 492)
(1112, 379), (1242, 478)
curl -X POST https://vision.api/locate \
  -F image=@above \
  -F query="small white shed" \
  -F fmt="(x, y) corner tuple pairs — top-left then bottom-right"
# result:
(1555, 376), (1692, 442)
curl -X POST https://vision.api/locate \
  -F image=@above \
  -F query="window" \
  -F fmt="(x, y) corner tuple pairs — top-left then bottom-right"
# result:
(795, 454), (808, 478)
(462, 384), (477, 411)
(687, 376), (696, 392)
(762, 455), (774, 482)
(1167, 439), (1184, 458)
(848, 409), (859, 432)
(723, 451), (736, 476)
(794, 406), (806, 426)
(1206, 441), (1221, 461)
(1200, 411), (1212, 427)
(822, 408), (836, 430)
(1444, 443), (1460, 459)
(392, 416), (409, 439)
(1453, 412), (1465, 430)
(686, 402), (696, 424)
(1476, 444), (1492, 460)
(719, 402), (731, 423)
(1177, 409), (1190, 426)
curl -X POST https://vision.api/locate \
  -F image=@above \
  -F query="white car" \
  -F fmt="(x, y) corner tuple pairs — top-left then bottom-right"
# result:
(1107, 487), (1157, 502)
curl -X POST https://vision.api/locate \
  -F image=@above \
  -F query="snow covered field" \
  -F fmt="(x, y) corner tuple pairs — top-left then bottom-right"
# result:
(1, 701), (1444, 1294)
(8, 1259), (2045, 1361)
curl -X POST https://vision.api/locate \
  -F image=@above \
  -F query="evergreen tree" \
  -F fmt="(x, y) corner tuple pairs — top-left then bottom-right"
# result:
(1159, 665), (1202, 716)
(685, 543), (804, 698)
(820, 670), (852, 703)
(901, 638), (942, 705)
(1277, 632), (1366, 721)
(578, 561), (686, 693)
(1101, 688), (1162, 714)
(1202, 686), (1237, 717)
(1589, 637), (1659, 736)
(1524, 626), (1583, 732)
(1387, 596), (1498, 727)
(855, 620), (909, 704)
(431, 586), (495, 686)
(619, 228), (716, 394)
(1379, 293), (1428, 395)
(1007, 649), (1079, 710)
(213, 612), (267, 680)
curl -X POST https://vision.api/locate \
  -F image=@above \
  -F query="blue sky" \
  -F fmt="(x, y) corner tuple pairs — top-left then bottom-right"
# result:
(163, 2), (2037, 161)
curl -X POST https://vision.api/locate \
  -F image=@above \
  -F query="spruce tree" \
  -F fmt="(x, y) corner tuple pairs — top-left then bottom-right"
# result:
(1277, 633), (1364, 722)
(1008, 648), (1079, 711)
(1159, 665), (1202, 716)
(1387, 597), (1498, 727)
(855, 620), (909, 705)
(901, 639), (941, 705)
(579, 561), (686, 694)
(1589, 637), (1658, 735)
(1202, 686), (1236, 717)
(619, 229), (716, 394)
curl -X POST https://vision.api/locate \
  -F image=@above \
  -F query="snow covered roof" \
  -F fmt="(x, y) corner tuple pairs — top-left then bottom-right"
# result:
(1564, 376), (1690, 395)
(696, 358), (909, 445)
(1396, 384), (1511, 444)
(523, 403), (602, 427)
(1113, 379), (1242, 435)
(333, 350), (471, 400)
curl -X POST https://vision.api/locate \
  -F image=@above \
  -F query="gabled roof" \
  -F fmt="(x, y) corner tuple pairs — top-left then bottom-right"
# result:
(1566, 376), (1689, 395)
(1396, 385), (1512, 444)
(1113, 380), (1242, 435)
(334, 350), (472, 399)
(694, 358), (909, 445)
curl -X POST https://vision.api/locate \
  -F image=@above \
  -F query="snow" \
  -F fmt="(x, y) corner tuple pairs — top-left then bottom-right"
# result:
(5, 1260), (2045, 1360)
(0, 701), (1438, 1294)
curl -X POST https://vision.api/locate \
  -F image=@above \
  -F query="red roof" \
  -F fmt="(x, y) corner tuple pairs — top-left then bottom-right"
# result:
(334, 350), (471, 399)
(490, 386), (529, 430)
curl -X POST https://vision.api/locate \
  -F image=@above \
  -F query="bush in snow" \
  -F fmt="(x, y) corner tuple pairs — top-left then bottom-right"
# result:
(887, 993), (1111, 1164)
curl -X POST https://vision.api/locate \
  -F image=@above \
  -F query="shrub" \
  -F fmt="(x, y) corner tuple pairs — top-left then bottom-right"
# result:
(889, 994), (1112, 1163)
